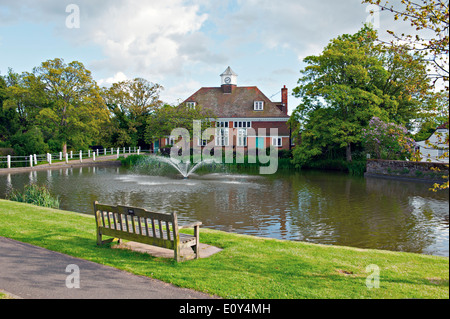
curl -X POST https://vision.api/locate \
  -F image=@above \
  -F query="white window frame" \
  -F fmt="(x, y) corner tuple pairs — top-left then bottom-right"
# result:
(166, 136), (175, 145)
(237, 128), (247, 147)
(233, 121), (252, 128)
(216, 121), (229, 128)
(254, 101), (264, 111)
(272, 137), (282, 147)
(186, 102), (196, 109)
(216, 128), (229, 146)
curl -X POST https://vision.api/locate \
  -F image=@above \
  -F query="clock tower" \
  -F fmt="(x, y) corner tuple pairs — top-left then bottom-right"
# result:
(220, 66), (237, 93)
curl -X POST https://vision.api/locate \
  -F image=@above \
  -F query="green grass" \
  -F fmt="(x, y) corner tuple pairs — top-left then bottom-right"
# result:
(0, 199), (448, 299)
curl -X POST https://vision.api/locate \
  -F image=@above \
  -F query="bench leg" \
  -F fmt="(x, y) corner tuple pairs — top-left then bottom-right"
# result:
(174, 246), (181, 262)
(97, 231), (103, 246)
(194, 225), (200, 259)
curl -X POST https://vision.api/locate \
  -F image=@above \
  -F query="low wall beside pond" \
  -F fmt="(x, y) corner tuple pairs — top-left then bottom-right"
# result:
(365, 159), (449, 182)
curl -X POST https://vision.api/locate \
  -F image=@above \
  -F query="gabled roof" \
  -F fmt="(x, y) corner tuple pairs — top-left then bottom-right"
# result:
(183, 86), (288, 119)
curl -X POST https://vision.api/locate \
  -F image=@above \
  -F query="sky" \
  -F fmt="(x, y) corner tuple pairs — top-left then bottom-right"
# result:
(0, 0), (417, 115)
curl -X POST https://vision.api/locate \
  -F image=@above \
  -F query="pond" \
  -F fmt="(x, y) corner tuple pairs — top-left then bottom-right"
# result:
(0, 165), (448, 257)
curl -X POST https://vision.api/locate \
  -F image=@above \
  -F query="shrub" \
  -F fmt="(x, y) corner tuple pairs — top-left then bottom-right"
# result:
(362, 117), (415, 160)
(7, 184), (60, 209)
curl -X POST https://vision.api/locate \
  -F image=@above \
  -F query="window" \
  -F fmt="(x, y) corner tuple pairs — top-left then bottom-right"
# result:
(272, 137), (282, 147)
(254, 101), (264, 111)
(216, 128), (229, 146)
(198, 139), (208, 146)
(233, 121), (252, 128)
(216, 121), (229, 128)
(237, 129), (247, 147)
(438, 149), (447, 157)
(166, 137), (175, 146)
(215, 122), (229, 146)
(186, 102), (196, 109)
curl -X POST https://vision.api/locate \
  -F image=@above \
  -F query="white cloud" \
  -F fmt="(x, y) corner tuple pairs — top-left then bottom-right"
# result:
(162, 79), (203, 105)
(81, 0), (211, 77)
(0, 0), (218, 78)
(97, 71), (129, 87)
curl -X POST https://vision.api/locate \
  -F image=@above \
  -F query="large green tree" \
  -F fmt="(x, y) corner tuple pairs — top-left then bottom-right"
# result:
(291, 25), (433, 166)
(101, 78), (163, 147)
(33, 58), (109, 153)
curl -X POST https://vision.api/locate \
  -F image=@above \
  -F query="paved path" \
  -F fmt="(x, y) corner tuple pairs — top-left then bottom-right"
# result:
(0, 237), (215, 299)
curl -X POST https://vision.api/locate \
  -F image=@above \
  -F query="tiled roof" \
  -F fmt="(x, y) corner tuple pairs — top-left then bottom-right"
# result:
(184, 86), (288, 118)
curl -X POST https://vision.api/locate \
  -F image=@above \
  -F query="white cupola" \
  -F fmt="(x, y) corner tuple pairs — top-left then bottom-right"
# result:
(220, 66), (238, 86)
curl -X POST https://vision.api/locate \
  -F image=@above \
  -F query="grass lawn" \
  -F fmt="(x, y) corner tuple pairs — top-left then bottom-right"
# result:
(0, 199), (448, 299)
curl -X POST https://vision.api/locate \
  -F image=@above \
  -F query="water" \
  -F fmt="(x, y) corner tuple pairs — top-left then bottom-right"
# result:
(0, 166), (448, 256)
(148, 155), (215, 178)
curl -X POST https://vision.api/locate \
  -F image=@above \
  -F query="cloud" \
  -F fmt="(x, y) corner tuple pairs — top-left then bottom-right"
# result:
(205, 0), (413, 61)
(97, 71), (129, 87)
(163, 79), (203, 105)
(0, 0), (221, 78)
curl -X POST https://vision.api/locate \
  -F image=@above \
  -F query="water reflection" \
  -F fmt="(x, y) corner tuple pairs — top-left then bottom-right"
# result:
(0, 167), (448, 256)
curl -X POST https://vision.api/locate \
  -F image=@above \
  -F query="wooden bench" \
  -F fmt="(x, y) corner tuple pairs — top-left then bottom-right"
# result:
(94, 201), (202, 262)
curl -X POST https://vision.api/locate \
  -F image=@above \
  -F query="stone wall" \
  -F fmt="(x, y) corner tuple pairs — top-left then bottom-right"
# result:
(365, 159), (449, 182)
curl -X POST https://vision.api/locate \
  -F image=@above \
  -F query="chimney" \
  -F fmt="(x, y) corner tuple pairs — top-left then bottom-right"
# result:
(281, 85), (288, 115)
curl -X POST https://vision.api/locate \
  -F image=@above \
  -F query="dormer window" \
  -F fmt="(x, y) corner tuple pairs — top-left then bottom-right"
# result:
(186, 102), (196, 109)
(254, 101), (264, 111)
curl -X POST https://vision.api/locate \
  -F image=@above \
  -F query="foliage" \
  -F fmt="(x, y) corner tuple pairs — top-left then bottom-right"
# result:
(362, 0), (449, 192)
(145, 104), (216, 144)
(33, 58), (110, 153)
(363, 0), (449, 88)
(6, 184), (60, 209)
(0, 77), (21, 143)
(1, 58), (167, 155)
(9, 127), (49, 156)
(101, 78), (164, 147)
(291, 25), (434, 167)
(362, 117), (416, 160)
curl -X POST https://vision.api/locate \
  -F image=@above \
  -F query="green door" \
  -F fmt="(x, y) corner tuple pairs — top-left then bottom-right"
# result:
(256, 137), (264, 149)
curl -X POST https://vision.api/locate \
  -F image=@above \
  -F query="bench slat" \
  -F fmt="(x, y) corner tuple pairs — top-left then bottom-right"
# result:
(158, 219), (164, 239)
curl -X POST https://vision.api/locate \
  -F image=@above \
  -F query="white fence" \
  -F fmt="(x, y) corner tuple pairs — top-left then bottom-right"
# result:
(1, 146), (150, 169)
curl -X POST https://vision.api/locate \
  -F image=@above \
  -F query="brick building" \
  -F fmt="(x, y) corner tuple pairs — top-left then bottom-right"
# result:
(178, 67), (292, 151)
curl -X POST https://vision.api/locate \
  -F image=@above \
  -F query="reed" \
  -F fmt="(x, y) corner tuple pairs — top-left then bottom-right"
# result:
(6, 184), (60, 209)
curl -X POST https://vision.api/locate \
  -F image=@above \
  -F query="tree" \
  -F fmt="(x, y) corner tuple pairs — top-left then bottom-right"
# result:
(363, 0), (449, 88)
(2, 68), (47, 129)
(363, 0), (449, 191)
(33, 58), (109, 153)
(145, 104), (215, 146)
(0, 76), (20, 144)
(101, 78), (163, 147)
(291, 25), (433, 167)
(9, 126), (49, 156)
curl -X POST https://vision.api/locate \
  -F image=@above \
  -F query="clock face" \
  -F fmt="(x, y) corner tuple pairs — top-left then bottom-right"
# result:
(224, 77), (231, 84)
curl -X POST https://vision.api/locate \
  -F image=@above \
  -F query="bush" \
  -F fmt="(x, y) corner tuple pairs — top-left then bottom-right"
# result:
(7, 184), (60, 209)
(362, 117), (415, 160)
(10, 127), (49, 156)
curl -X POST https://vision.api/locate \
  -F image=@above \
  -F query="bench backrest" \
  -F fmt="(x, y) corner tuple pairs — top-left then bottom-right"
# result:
(94, 202), (179, 249)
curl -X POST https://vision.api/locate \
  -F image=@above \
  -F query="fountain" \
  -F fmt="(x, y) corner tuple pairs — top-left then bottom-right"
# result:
(143, 155), (216, 179)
